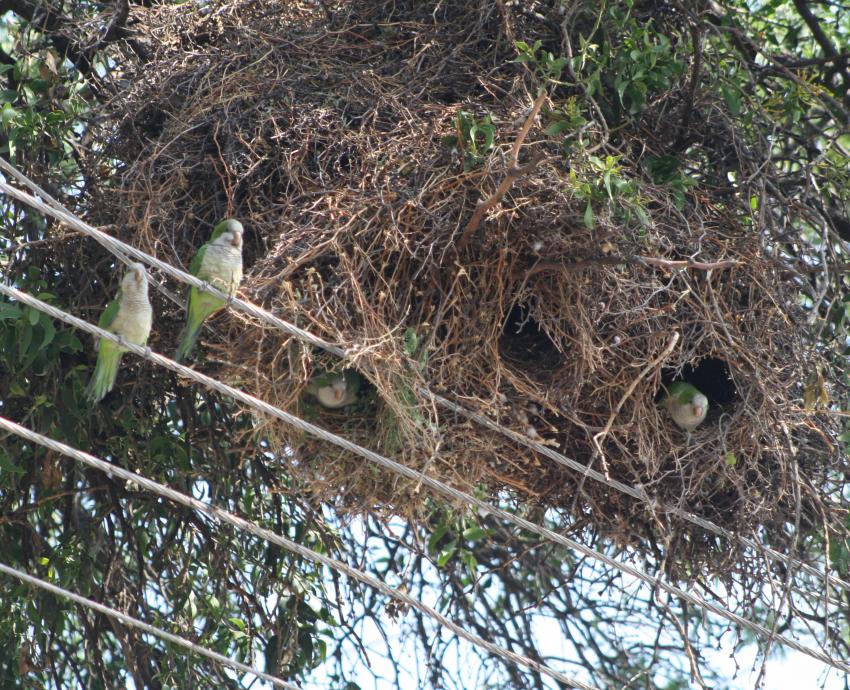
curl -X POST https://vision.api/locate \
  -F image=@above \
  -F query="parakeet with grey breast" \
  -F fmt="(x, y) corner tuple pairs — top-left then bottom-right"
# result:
(174, 219), (244, 362)
(86, 262), (153, 403)
(662, 382), (708, 431)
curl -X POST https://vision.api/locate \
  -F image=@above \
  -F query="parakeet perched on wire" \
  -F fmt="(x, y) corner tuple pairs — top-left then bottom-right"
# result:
(305, 369), (361, 409)
(662, 382), (709, 432)
(86, 262), (153, 403)
(174, 219), (244, 362)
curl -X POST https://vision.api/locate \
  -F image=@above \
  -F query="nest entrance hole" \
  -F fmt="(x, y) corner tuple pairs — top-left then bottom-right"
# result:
(660, 357), (738, 408)
(498, 303), (564, 376)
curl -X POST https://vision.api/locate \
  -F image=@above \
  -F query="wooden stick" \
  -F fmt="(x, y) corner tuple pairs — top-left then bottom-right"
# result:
(457, 151), (546, 250)
(522, 255), (741, 278)
(509, 89), (548, 167)
(589, 332), (681, 480)
(457, 90), (549, 251)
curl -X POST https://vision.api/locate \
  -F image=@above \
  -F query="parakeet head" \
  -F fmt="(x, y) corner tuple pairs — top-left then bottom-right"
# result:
(308, 370), (360, 409)
(689, 393), (708, 420)
(315, 376), (347, 407)
(122, 262), (149, 295)
(331, 377), (349, 401)
(210, 219), (244, 249)
(663, 382), (709, 431)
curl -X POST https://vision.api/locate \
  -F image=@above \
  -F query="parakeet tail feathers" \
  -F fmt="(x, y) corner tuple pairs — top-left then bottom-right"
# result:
(174, 320), (203, 363)
(86, 349), (120, 403)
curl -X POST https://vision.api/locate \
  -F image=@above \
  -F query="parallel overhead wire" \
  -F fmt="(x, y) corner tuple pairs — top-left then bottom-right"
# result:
(0, 414), (597, 690)
(0, 560), (301, 690)
(1, 285), (849, 676)
(0, 157), (845, 600)
(0, 161), (345, 358)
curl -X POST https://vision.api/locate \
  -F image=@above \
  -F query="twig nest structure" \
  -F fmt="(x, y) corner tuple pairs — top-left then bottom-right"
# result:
(93, 0), (843, 578)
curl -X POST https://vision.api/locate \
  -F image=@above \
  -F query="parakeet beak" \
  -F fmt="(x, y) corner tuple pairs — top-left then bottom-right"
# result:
(692, 404), (704, 418)
(334, 388), (344, 401)
(230, 232), (243, 249)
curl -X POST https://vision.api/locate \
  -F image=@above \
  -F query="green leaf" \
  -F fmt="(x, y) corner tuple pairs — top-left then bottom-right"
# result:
(38, 318), (55, 351)
(634, 205), (650, 228)
(437, 543), (456, 567)
(725, 452), (738, 467)
(0, 451), (24, 476)
(9, 381), (27, 397)
(603, 171), (614, 200)
(462, 526), (487, 541)
(403, 327), (419, 358)
(460, 550), (478, 574)
(0, 302), (21, 321)
(544, 120), (571, 136)
(583, 201), (594, 229)
(721, 85), (741, 116)
(17, 323), (32, 360)
(55, 330), (83, 352)
(1, 103), (17, 126)
(548, 57), (568, 75)
(644, 154), (680, 183)
(427, 522), (449, 554)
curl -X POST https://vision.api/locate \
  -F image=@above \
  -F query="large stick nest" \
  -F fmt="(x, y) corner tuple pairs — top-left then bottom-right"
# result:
(85, 0), (844, 579)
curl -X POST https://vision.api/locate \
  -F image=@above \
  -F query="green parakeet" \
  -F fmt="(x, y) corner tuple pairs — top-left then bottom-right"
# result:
(662, 382), (709, 431)
(305, 369), (361, 409)
(86, 262), (153, 403)
(174, 219), (244, 362)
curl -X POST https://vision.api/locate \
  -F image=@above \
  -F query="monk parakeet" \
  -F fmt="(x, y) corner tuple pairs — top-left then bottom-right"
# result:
(174, 219), (244, 362)
(662, 382), (709, 432)
(86, 262), (153, 403)
(305, 369), (361, 409)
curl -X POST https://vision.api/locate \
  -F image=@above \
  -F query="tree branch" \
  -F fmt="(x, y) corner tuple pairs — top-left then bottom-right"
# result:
(792, 0), (839, 60)
(522, 255), (741, 278)
(456, 90), (549, 251)
(88, 0), (130, 54)
(456, 151), (546, 250)
(1, 0), (134, 76)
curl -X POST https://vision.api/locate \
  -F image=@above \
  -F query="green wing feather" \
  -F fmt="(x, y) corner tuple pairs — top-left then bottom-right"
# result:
(208, 220), (229, 243)
(189, 244), (208, 277)
(97, 293), (121, 331)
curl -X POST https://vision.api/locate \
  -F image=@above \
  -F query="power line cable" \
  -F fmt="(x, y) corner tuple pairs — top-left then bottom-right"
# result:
(0, 165), (345, 358)
(2, 284), (849, 677)
(0, 157), (844, 600)
(427, 391), (844, 596)
(0, 414), (598, 690)
(0, 561), (302, 690)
